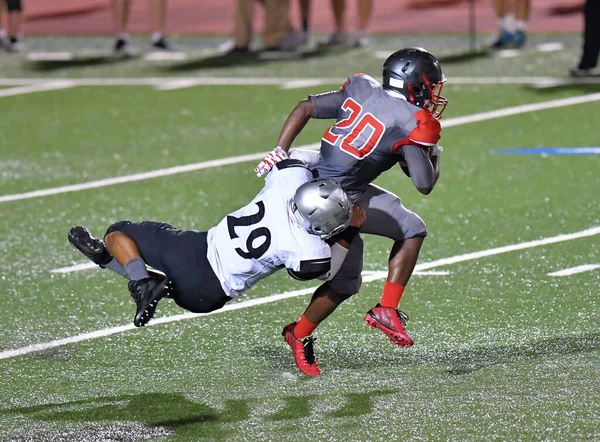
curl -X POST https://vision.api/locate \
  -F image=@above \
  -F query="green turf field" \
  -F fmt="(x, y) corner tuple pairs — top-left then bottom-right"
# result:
(0, 36), (599, 441)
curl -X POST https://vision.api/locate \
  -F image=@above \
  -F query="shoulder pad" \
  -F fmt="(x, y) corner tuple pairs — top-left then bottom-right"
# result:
(340, 73), (381, 91)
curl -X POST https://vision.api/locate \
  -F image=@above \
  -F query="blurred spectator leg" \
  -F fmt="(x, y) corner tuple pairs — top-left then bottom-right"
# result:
(572, 0), (600, 76)
(298, 0), (313, 47)
(513, 0), (530, 48)
(0, 6), (5, 49)
(354, 0), (373, 47)
(112, 0), (132, 55)
(149, 0), (173, 50)
(4, 0), (24, 52)
(262, 0), (300, 55)
(487, 0), (515, 50)
(228, 0), (255, 53)
(325, 0), (348, 45)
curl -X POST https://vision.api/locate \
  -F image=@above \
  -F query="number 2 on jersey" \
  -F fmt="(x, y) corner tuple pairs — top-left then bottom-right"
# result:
(323, 97), (386, 160)
(227, 201), (272, 259)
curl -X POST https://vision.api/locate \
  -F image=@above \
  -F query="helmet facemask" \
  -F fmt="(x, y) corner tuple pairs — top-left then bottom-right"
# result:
(422, 74), (448, 119)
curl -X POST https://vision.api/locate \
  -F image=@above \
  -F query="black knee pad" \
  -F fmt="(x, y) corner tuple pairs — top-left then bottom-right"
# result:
(105, 220), (134, 238)
(5, 0), (23, 12)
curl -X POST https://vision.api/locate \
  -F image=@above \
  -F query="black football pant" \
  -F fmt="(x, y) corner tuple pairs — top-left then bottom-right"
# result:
(106, 221), (232, 314)
(579, 0), (600, 69)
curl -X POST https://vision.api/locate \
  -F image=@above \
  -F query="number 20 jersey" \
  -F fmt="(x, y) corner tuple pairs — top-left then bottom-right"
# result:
(311, 74), (442, 199)
(206, 164), (331, 299)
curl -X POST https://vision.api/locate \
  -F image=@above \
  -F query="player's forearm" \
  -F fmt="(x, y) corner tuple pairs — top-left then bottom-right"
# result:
(276, 99), (315, 152)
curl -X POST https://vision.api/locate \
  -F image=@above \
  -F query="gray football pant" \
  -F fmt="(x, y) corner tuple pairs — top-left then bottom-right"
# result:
(327, 184), (427, 296)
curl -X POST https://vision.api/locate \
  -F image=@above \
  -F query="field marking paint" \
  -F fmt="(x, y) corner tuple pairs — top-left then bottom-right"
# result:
(531, 77), (600, 89)
(4, 90), (600, 205)
(441, 92), (600, 128)
(497, 49), (521, 58)
(2, 76), (600, 88)
(548, 264), (600, 276)
(4, 225), (598, 360)
(51, 262), (97, 274)
(26, 52), (74, 61)
(155, 79), (204, 90)
(281, 79), (328, 89)
(413, 270), (451, 276)
(0, 81), (75, 98)
(143, 52), (188, 61)
(51, 265), (453, 276)
(415, 226), (600, 271)
(495, 147), (600, 155)
(0, 143), (320, 204)
(536, 42), (564, 53)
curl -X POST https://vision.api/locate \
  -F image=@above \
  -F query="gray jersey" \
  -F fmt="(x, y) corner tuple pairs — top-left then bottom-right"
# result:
(310, 74), (441, 200)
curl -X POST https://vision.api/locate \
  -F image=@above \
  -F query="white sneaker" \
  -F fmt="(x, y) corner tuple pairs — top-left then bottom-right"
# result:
(570, 66), (600, 78)
(353, 32), (369, 48)
(5, 39), (25, 53)
(324, 31), (350, 46)
(281, 30), (306, 52)
(218, 39), (235, 53)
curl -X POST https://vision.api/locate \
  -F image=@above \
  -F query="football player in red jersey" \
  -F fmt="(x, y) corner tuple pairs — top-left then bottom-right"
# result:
(255, 47), (447, 376)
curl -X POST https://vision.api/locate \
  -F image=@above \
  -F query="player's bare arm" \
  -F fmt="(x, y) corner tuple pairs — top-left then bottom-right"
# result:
(276, 98), (316, 152)
(255, 90), (344, 177)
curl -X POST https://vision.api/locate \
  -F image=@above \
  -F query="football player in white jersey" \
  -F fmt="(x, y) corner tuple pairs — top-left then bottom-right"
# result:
(67, 160), (366, 353)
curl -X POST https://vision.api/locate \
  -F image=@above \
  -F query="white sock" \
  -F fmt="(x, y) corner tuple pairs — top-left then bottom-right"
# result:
(151, 32), (163, 43)
(502, 14), (516, 33)
(117, 33), (130, 41)
(515, 20), (527, 31)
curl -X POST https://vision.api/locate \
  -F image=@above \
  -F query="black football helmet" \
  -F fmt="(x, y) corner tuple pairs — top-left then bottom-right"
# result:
(382, 47), (448, 119)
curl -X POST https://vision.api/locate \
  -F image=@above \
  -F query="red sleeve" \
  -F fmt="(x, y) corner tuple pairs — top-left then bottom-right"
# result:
(407, 110), (441, 146)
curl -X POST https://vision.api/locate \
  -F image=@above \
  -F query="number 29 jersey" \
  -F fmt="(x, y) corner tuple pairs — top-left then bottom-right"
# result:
(206, 162), (331, 299)
(311, 74), (442, 200)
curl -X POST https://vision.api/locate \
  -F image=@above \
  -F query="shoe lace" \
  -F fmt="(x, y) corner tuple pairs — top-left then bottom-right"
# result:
(395, 309), (409, 327)
(301, 336), (316, 364)
(128, 281), (145, 305)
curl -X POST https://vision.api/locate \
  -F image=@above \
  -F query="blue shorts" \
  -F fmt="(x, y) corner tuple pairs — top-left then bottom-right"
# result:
(106, 221), (231, 313)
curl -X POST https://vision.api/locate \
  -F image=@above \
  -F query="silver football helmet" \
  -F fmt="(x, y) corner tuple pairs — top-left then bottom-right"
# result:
(289, 179), (353, 239)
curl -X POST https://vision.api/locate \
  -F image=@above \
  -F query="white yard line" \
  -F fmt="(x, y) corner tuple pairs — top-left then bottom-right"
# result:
(0, 143), (320, 204)
(26, 52), (74, 61)
(536, 42), (564, 53)
(0, 76), (596, 88)
(441, 93), (600, 128)
(413, 270), (451, 276)
(415, 226), (600, 271)
(143, 52), (188, 61)
(496, 49), (521, 58)
(154, 79), (204, 90)
(281, 79), (328, 90)
(3, 224), (598, 360)
(4, 90), (600, 204)
(0, 81), (75, 98)
(548, 264), (600, 277)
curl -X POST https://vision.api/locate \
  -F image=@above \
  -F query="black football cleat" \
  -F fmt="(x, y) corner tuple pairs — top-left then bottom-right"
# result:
(68, 226), (112, 267)
(128, 278), (174, 327)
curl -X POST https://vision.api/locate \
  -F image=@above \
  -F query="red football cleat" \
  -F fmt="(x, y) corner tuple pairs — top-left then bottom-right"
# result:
(282, 323), (321, 376)
(364, 304), (414, 347)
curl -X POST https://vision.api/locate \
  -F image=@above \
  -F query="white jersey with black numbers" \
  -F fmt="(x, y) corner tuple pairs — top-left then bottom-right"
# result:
(206, 161), (331, 298)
